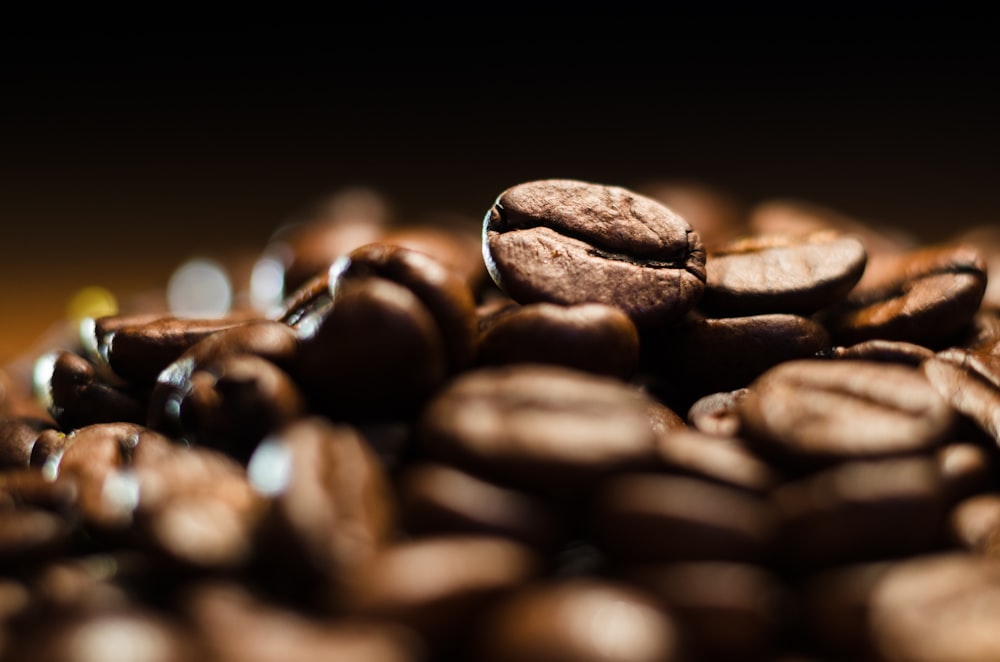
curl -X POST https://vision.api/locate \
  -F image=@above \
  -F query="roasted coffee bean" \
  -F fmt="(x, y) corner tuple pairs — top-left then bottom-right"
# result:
(739, 359), (955, 470)
(590, 472), (779, 565)
(772, 456), (944, 570)
(177, 353), (307, 461)
(396, 462), (562, 552)
(381, 211), (489, 293)
(476, 301), (640, 379)
(294, 244), (476, 421)
(821, 243), (988, 348)
(621, 562), (791, 662)
(87, 313), (259, 387)
(3, 605), (204, 662)
(921, 348), (1000, 445)
(947, 493), (1000, 557)
(182, 581), (424, 662)
(637, 178), (749, 250)
(248, 417), (396, 607)
(642, 313), (831, 408)
(33, 350), (146, 431)
(0, 469), (77, 512)
(0, 417), (55, 470)
(686, 388), (749, 438)
(416, 364), (662, 495)
(868, 552), (1000, 662)
(344, 535), (540, 653)
(654, 428), (781, 494)
(937, 441), (998, 505)
(796, 561), (893, 658)
(147, 320), (299, 436)
(471, 577), (684, 662)
(832, 338), (935, 366)
(483, 179), (706, 326)
(700, 231), (867, 317)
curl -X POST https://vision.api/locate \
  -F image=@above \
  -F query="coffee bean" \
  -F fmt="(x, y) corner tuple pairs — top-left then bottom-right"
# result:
(471, 577), (684, 662)
(868, 552), (1000, 662)
(739, 359), (956, 469)
(921, 348), (1000, 445)
(686, 388), (749, 437)
(937, 441), (998, 505)
(822, 244), (988, 348)
(832, 338), (935, 366)
(416, 364), (662, 495)
(701, 230), (867, 317)
(380, 211), (489, 293)
(772, 456), (944, 569)
(0, 417), (55, 470)
(483, 179), (706, 326)
(654, 428), (781, 494)
(476, 301), (640, 379)
(620, 562), (791, 661)
(33, 350), (146, 431)
(590, 472), (779, 565)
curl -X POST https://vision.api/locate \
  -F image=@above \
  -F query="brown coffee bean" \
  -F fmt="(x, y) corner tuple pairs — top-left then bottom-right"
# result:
(701, 231), (867, 317)
(344, 535), (540, 652)
(33, 350), (146, 431)
(483, 179), (706, 326)
(177, 353), (307, 460)
(832, 338), (935, 366)
(868, 552), (1000, 662)
(822, 243), (988, 348)
(642, 313), (831, 408)
(739, 359), (955, 469)
(947, 493), (1000, 557)
(0, 508), (74, 567)
(416, 364), (662, 495)
(686, 388), (749, 438)
(590, 472), (779, 565)
(654, 428), (781, 494)
(797, 561), (893, 658)
(89, 313), (258, 387)
(937, 441), (998, 505)
(248, 417), (396, 607)
(476, 301), (640, 379)
(772, 456), (944, 569)
(471, 577), (684, 662)
(396, 462), (562, 552)
(380, 211), (489, 293)
(621, 562), (791, 661)
(921, 348), (1000, 445)
(182, 581), (423, 662)
(0, 417), (55, 470)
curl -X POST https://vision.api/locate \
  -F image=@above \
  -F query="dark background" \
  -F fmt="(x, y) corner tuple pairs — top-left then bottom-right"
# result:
(2, 13), (999, 362)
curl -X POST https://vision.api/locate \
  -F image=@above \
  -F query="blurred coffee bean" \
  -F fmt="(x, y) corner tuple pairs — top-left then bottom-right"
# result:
(654, 428), (781, 494)
(483, 179), (706, 327)
(590, 472), (779, 565)
(416, 364), (662, 495)
(636, 178), (749, 250)
(0, 508), (75, 567)
(686, 388), (749, 438)
(621, 562), (791, 661)
(261, 186), (393, 300)
(936, 441), (998, 506)
(921, 348), (1000, 445)
(88, 313), (259, 387)
(832, 338), (935, 366)
(33, 350), (146, 430)
(476, 301), (640, 379)
(182, 581), (425, 662)
(642, 313), (831, 409)
(177, 353), (307, 461)
(380, 210), (488, 293)
(396, 462), (562, 552)
(701, 231), (867, 317)
(248, 417), (396, 607)
(146, 320), (299, 437)
(739, 360), (955, 470)
(470, 577), (685, 662)
(772, 456), (944, 570)
(344, 535), (540, 653)
(947, 493), (1000, 557)
(0, 417), (56, 470)
(821, 243), (988, 348)
(868, 552), (1000, 662)
(796, 561), (893, 658)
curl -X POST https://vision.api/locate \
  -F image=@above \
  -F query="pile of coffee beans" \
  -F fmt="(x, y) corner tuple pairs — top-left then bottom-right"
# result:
(2, 178), (999, 661)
